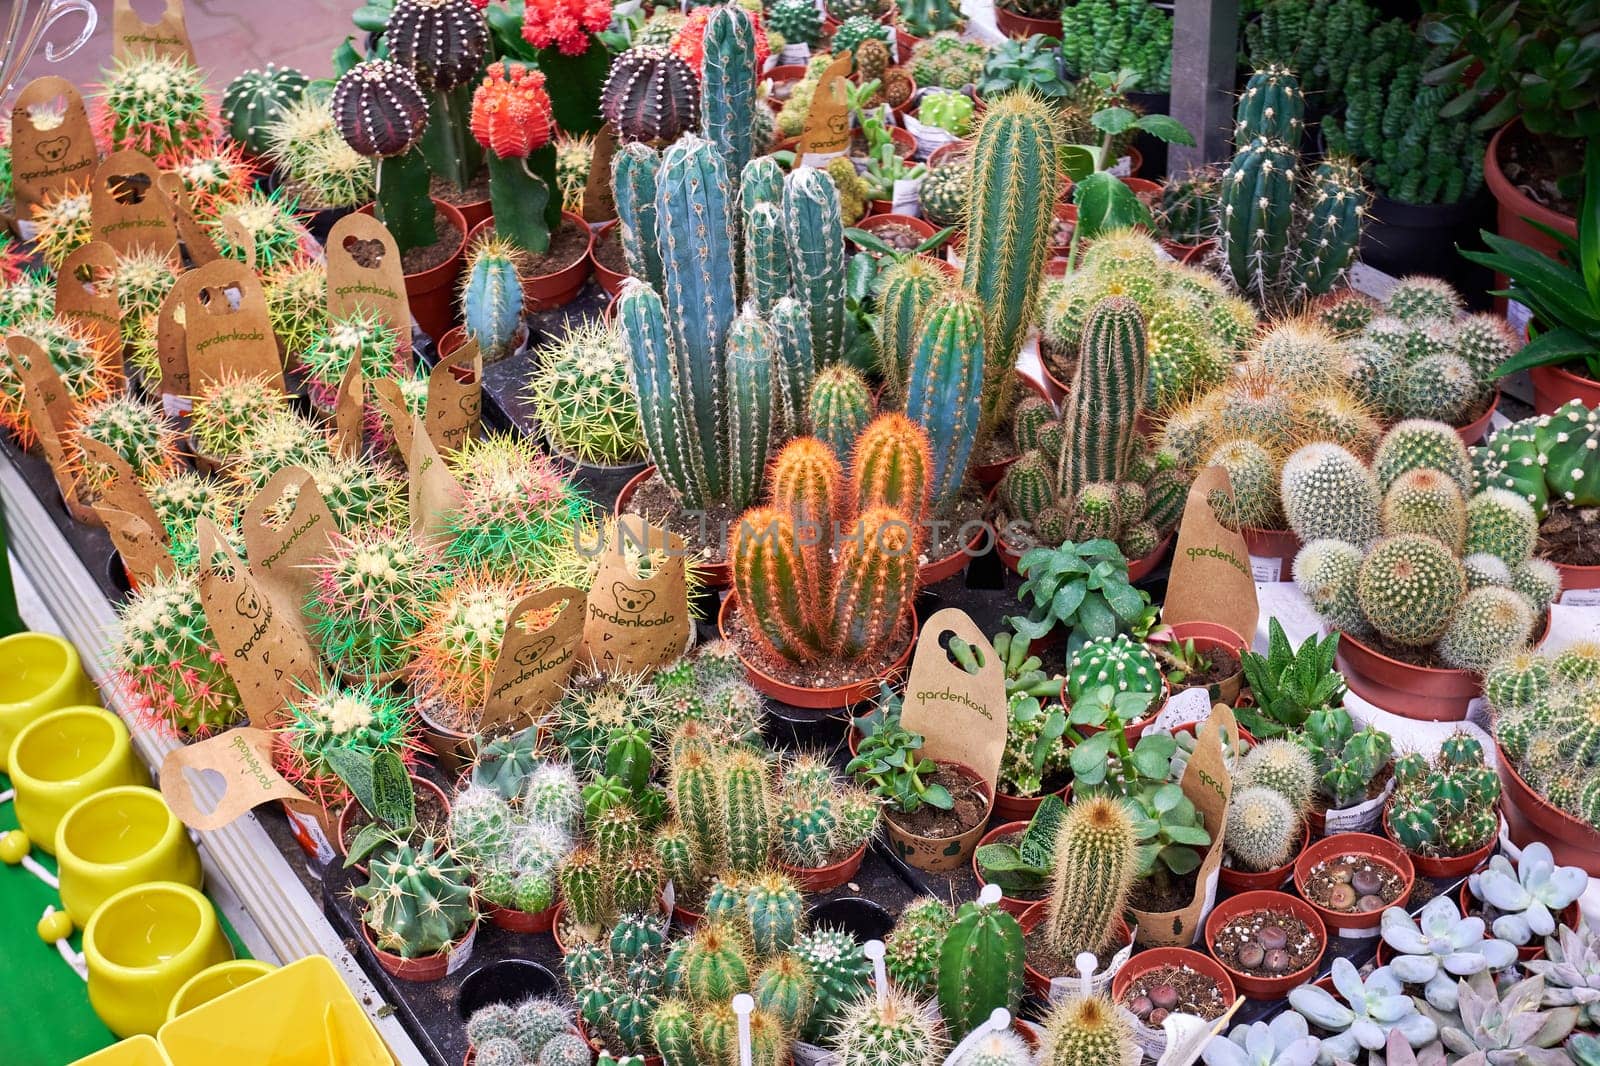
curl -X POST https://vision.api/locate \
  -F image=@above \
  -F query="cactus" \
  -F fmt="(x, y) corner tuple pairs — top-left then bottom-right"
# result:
(100, 249), (178, 347)
(1045, 796), (1136, 960)
(876, 258), (942, 404)
(1065, 635), (1162, 709)
(679, 921), (752, 1004)
(445, 434), (591, 582)
(28, 184), (93, 269)
(886, 898), (952, 994)
(407, 573), (538, 729)
(223, 64), (310, 157)
(1206, 439), (1279, 531)
(1280, 443), (1381, 547)
(277, 680), (417, 814)
(1236, 739), (1317, 812)
(745, 872), (805, 955)
(721, 747), (775, 874)
(461, 237), (526, 362)
(831, 16), (890, 56)
(899, 0), (964, 38)
(227, 412), (333, 493)
(917, 160), (969, 229)
(524, 319), (645, 466)
(810, 366), (875, 461)
(0, 272), (55, 332)
(1156, 171), (1220, 245)
(1355, 534), (1466, 647)
(264, 98), (375, 211)
(794, 927), (873, 1042)
(904, 292), (986, 514)
(354, 836), (475, 957)
(938, 894), (1025, 1036)
(261, 257), (329, 363)
(1438, 586), (1537, 673)
(448, 784), (515, 866)
(1382, 469), (1468, 552)
(700, 6), (759, 176)
(113, 572), (243, 735)
(1385, 735), (1501, 856)
(1464, 488), (1538, 566)
(783, 166), (848, 368)
(1039, 992), (1139, 1066)
(0, 316), (117, 449)
(97, 50), (216, 157)
(754, 953), (816, 1037)
(767, 0), (823, 45)
(1373, 419), (1473, 494)
(206, 188), (310, 271)
(69, 396), (181, 494)
(386, 0), (488, 91)
(1234, 64), (1305, 142)
(1225, 787), (1300, 871)
(836, 986), (947, 1066)
(963, 94), (1061, 439)
(188, 373), (291, 461)
(306, 528), (447, 680)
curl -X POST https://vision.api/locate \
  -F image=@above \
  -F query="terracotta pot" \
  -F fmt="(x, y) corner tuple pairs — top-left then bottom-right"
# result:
(1485, 119), (1577, 266)
(1050, 202), (1077, 256)
(852, 212), (939, 249)
(576, 1018), (666, 1066)
(1168, 720), (1256, 754)
(1292, 832), (1416, 936)
(778, 841), (868, 893)
(1111, 946), (1237, 1025)
(926, 140), (972, 169)
(1160, 237), (1217, 265)
(991, 776), (1071, 825)
(1121, 176), (1161, 202)
(1496, 740), (1600, 875)
(551, 895), (672, 955)
(765, 64), (810, 113)
(483, 901), (558, 934)
(589, 219), (629, 295)
(1530, 364), (1600, 416)
(882, 760), (993, 872)
(1218, 820), (1308, 893)
(1381, 808), (1498, 880)
(718, 593), (918, 709)
(1203, 890), (1326, 999)
(335, 774), (452, 873)
(918, 518), (990, 585)
(467, 213), (593, 311)
(358, 199), (466, 342)
(1155, 621), (1246, 705)
(972, 820), (1052, 916)
(993, 5), (1062, 39)
(1335, 630), (1481, 722)
(614, 466), (731, 588)
(1020, 902), (1133, 998)
(1554, 557), (1600, 592)
(1241, 527), (1301, 584)
(1455, 387), (1501, 445)
(455, 198), (493, 233)
(361, 918), (476, 982)
(1458, 879), (1581, 962)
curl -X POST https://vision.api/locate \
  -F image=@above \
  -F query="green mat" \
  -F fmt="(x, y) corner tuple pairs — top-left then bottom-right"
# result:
(0, 771), (252, 1066)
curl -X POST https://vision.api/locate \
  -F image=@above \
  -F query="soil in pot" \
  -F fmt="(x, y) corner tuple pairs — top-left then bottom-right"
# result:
(861, 221), (928, 251)
(1349, 630), (1452, 671)
(973, 419), (1019, 467)
(594, 227), (629, 276)
(400, 205), (465, 276)
(1025, 920), (1127, 979)
(341, 781), (450, 853)
(1120, 965), (1229, 1027)
(1156, 645), (1239, 690)
(1303, 854), (1405, 914)
(924, 487), (987, 562)
(725, 601), (914, 691)
(1210, 910), (1321, 980)
(1496, 123), (1585, 219)
(519, 220), (591, 277)
(1539, 503), (1600, 565)
(431, 171), (492, 210)
(1130, 867), (1199, 914)
(622, 470), (737, 568)
(883, 763), (989, 839)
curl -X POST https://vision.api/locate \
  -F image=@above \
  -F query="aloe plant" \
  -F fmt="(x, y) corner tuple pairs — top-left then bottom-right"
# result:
(1236, 619), (1346, 739)
(974, 794), (1065, 895)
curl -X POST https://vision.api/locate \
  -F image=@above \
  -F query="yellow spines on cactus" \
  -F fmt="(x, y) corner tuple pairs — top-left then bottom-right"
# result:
(830, 507), (919, 662)
(406, 572), (536, 730)
(769, 436), (843, 608)
(1045, 796), (1136, 960)
(1039, 992), (1139, 1066)
(732, 506), (827, 663)
(850, 413), (931, 530)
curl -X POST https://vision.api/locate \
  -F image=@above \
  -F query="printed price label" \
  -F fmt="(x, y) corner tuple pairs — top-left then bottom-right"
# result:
(1562, 588), (1600, 607)
(1249, 554), (1282, 583)
(890, 176), (923, 216)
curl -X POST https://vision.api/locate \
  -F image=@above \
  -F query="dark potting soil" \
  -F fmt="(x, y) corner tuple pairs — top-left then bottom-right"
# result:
(401, 207), (465, 276)
(1122, 964), (1229, 1025)
(973, 421), (1019, 466)
(884, 763), (989, 839)
(863, 222), (924, 251)
(925, 488), (987, 562)
(1164, 645), (1239, 689)
(430, 171), (492, 208)
(1041, 338), (1076, 390)
(1357, 630), (1451, 670)
(1025, 920), (1127, 978)
(1498, 123), (1585, 218)
(1540, 503), (1600, 566)
(1304, 854), (1406, 913)
(594, 228), (629, 275)
(1130, 866), (1199, 914)
(340, 781), (450, 852)
(623, 470), (736, 566)
(726, 603), (914, 691)
(1211, 909), (1322, 978)
(520, 221), (590, 277)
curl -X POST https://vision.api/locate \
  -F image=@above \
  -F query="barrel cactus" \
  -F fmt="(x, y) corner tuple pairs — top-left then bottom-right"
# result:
(444, 434), (591, 582)
(97, 49), (217, 157)
(113, 571), (244, 735)
(307, 528), (449, 680)
(354, 836), (475, 957)
(223, 64), (310, 157)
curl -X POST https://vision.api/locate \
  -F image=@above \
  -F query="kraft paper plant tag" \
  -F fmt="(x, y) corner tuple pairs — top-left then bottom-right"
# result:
(195, 518), (320, 728)
(408, 409), (464, 541)
(112, 0), (198, 64)
(900, 608), (1008, 787)
(241, 466), (336, 629)
(157, 172), (221, 264)
(372, 378), (413, 456)
(6, 336), (80, 505)
(55, 243), (124, 357)
(326, 212), (411, 348)
(154, 273), (192, 405)
(1163, 466), (1260, 651)
(182, 259), (285, 393)
(583, 123), (620, 222)
(798, 53), (854, 164)
(480, 587), (587, 734)
(159, 727), (307, 831)
(76, 438), (159, 525)
(10, 77), (96, 222)
(428, 336), (482, 455)
(333, 356), (364, 458)
(89, 151), (180, 257)
(1127, 707), (1234, 947)
(217, 216), (257, 271)
(580, 516), (691, 674)
(97, 505), (176, 586)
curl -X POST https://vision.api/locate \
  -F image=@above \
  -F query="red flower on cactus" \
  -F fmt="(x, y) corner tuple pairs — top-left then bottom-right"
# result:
(521, 0), (611, 56)
(470, 62), (555, 159)
(669, 7), (770, 76)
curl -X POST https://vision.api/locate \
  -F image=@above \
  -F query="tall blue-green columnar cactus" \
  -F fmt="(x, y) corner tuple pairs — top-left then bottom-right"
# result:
(701, 5), (760, 179)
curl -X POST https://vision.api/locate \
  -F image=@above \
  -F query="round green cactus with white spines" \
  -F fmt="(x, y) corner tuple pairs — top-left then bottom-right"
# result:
(1065, 635), (1163, 711)
(1438, 586), (1537, 673)
(885, 897), (951, 995)
(354, 836), (475, 958)
(223, 63), (310, 157)
(835, 985), (947, 1066)
(526, 319), (646, 467)
(1038, 987), (1138, 1066)
(0, 315), (117, 448)
(0, 271), (55, 331)
(206, 188), (310, 271)
(1237, 738), (1317, 812)
(301, 307), (404, 400)
(1513, 559), (1561, 614)
(794, 926), (872, 1042)
(1385, 276), (1464, 322)
(1463, 552), (1513, 591)
(1399, 354), (1481, 424)
(262, 257), (329, 362)
(406, 573), (538, 729)
(70, 395), (182, 493)
(1356, 533), (1466, 647)
(97, 50), (216, 156)
(1292, 537), (1368, 635)
(102, 248), (178, 345)
(229, 411), (335, 492)
(113, 571), (244, 735)
(144, 472), (239, 570)
(30, 185), (93, 270)
(1463, 487), (1538, 566)
(448, 784), (515, 865)
(276, 679), (418, 812)
(1452, 313), (1519, 380)
(188, 372), (293, 460)
(1382, 468), (1467, 552)
(306, 528), (448, 679)
(1226, 786), (1300, 871)
(1280, 442), (1382, 547)
(1372, 419), (1473, 495)
(1205, 438), (1280, 531)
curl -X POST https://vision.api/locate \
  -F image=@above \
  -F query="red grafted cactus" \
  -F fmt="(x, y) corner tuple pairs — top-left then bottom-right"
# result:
(521, 0), (612, 56)
(470, 62), (554, 159)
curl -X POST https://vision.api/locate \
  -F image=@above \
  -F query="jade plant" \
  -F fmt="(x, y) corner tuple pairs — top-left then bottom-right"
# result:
(1385, 734), (1501, 860)
(975, 794), (1065, 895)
(1286, 957), (1439, 1064)
(1008, 539), (1155, 653)
(976, 35), (1070, 100)
(353, 836), (475, 957)
(112, 571), (243, 736)
(1236, 620), (1346, 740)
(525, 320), (645, 467)
(96, 50), (217, 156)
(1381, 896), (1519, 1011)
(1467, 843), (1587, 947)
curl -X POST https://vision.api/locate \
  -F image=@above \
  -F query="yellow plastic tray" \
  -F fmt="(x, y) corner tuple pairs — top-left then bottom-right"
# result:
(71, 1035), (172, 1066)
(156, 956), (393, 1066)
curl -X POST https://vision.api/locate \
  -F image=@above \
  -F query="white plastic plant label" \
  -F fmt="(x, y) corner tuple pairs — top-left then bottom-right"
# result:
(793, 1042), (839, 1066)
(1542, 601), (1600, 652)
(891, 176), (923, 217)
(902, 111), (959, 160)
(1158, 1009), (1241, 1066)
(780, 42), (810, 65)
(1132, 1017), (1169, 1061)
(445, 922), (479, 975)
(886, 24), (899, 62)
(1561, 587), (1600, 607)
(1109, 154), (1133, 177)
(1320, 778), (1394, 835)
(1349, 262), (1399, 301)
(800, 150), (848, 168)
(1249, 554), (1283, 583)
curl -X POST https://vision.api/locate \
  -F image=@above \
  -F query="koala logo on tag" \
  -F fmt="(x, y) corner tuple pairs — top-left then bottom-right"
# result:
(36, 136), (71, 162)
(513, 633), (557, 666)
(612, 582), (657, 615)
(234, 586), (263, 620)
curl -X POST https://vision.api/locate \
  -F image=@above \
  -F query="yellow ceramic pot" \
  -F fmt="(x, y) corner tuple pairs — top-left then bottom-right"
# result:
(10, 706), (145, 854)
(56, 785), (203, 927)
(0, 632), (99, 772)
(85, 882), (233, 1039)
(166, 959), (275, 1022)
(70, 1034), (173, 1065)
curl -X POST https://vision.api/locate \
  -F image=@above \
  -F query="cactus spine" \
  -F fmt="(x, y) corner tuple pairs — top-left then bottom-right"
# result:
(1045, 797), (1136, 959)
(879, 258), (945, 404)
(721, 747), (775, 873)
(937, 893), (1025, 1036)
(700, 6), (759, 178)
(612, 144), (663, 290)
(462, 237), (525, 362)
(904, 290), (986, 512)
(784, 167), (848, 367)
(1040, 994), (1138, 1066)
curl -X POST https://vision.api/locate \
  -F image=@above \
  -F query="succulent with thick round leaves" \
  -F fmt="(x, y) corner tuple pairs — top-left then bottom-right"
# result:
(1355, 534), (1466, 647)
(1280, 444), (1381, 547)
(1286, 957), (1438, 1064)
(1525, 922), (1600, 1028)
(1200, 1014), (1320, 1066)
(1469, 844), (1587, 946)
(1380, 896), (1519, 1011)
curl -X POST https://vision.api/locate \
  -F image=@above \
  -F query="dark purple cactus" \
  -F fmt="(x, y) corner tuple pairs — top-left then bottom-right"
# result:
(600, 47), (701, 145)
(385, 0), (490, 92)
(331, 59), (431, 159)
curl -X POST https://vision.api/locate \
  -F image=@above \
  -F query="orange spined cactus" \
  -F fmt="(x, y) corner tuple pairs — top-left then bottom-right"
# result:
(851, 413), (931, 529)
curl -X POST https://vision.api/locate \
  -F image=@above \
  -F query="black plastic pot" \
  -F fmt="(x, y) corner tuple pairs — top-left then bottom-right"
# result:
(1359, 189), (1495, 303)
(458, 960), (561, 1019)
(1125, 90), (1171, 178)
(300, 204), (356, 249)
(807, 897), (894, 942)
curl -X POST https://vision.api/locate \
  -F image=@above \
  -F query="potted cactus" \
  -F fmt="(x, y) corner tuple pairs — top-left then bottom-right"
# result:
(0, 317), (118, 450)
(186, 373), (293, 474)
(450, 755), (578, 932)
(722, 417), (924, 708)
(1291, 707), (1393, 836)
(305, 527), (449, 683)
(329, 746), (451, 871)
(354, 835), (478, 981)
(443, 434), (592, 583)
(65, 395), (183, 525)
(992, 0), (1062, 41)
(1293, 831), (1416, 937)
(274, 681), (419, 826)
(773, 753), (880, 891)
(464, 996), (586, 1066)
(524, 319), (648, 495)
(1382, 734), (1502, 878)
(1221, 738), (1315, 891)
(1477, 400), (1600, 589)
(222, 62), (310, 160)
(1283, 420), (1554, 720)
(111, 571), (244, 737)
(441, 235), (528, 364)
(301, 307), (407, 421)
(95, 50), (216, 156)
(260, 94), (375, 241)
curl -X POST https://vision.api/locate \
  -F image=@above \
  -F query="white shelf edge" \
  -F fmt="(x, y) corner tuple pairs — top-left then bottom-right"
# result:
(1, 461), (427, 1066)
